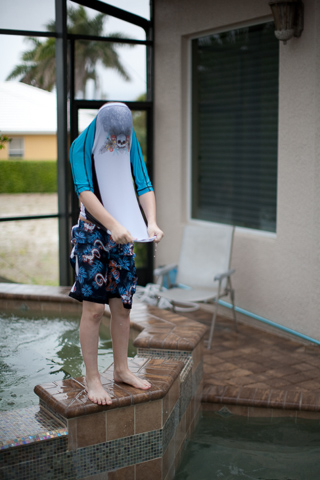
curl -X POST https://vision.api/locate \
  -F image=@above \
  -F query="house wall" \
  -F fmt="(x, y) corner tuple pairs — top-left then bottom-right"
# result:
(0, 144), (8, 160)
(153, 0), (320, 341)
(25, 134), (57, 160)
(0, 134), (57, 160)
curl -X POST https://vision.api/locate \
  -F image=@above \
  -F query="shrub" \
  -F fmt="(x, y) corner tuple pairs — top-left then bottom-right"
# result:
(0, 160), (57, 193)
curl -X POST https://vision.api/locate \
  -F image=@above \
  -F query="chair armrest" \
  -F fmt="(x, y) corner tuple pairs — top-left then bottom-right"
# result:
(214, 269), (235, 281)
(154, 263), (178, 277)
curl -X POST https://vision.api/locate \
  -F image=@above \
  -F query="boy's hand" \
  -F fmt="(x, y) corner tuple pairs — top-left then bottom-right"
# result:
(110, 223), (134, 244)
(147, 223), (164, 243)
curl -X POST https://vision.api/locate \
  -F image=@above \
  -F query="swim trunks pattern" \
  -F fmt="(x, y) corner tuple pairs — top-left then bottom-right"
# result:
(69, 220), (137, 309)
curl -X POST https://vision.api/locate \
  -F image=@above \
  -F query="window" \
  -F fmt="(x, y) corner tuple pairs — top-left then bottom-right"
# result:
(9, 137), (24, 158)
(191, 23), (279, 233)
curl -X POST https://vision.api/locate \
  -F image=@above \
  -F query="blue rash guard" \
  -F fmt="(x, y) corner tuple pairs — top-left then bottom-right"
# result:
(69, 103), (154, 241)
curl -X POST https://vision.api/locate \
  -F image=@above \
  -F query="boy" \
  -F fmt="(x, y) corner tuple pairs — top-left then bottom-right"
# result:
(69, 102), (163, 405)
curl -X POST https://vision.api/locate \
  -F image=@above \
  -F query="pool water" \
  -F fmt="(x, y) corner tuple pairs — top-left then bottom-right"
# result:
(175, 410), (320, 480)
(0, 311), (136, 411)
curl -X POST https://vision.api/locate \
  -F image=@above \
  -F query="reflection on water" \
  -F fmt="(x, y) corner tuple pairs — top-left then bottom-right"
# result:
(0, 311), (136, 411)
(175, 411), (320, 480)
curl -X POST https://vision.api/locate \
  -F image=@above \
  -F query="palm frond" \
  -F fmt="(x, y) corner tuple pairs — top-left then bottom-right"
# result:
(7, 5), (135, 95)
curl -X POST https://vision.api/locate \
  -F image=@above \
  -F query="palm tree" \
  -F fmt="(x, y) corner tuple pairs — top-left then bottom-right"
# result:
(6, 5), (132, 98)
(7, 37), (56, 92)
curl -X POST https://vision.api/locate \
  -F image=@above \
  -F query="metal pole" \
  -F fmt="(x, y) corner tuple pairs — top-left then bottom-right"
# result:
(69, 38), (80, 229)
(55, 0), (70, 286)
(145, 0), (155, 284)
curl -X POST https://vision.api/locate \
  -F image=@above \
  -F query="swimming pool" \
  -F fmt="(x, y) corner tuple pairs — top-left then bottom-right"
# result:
(175, 410), (320, 479)
(0, 311), (136, 411)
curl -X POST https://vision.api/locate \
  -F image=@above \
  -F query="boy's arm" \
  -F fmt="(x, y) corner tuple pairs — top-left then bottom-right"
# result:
(138, 191), (164, 243)
(79, 191), (134, 244)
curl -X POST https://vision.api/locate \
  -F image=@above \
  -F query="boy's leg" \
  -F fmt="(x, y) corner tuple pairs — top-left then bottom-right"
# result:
(80, 300), (112, 405)
(109, 297), (151, 390)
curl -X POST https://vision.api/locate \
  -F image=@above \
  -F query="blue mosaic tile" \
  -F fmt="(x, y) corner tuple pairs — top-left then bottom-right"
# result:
(1, 450), (75, 480)
(137, 348), (192, 361)
(74, 430), (163, 479)
(192, 360), (203, 395)
(0, 406), (67, 451)
(180, 369), (193, 418)
(162, 401), (180, 451)
(1, 437), (68, 468)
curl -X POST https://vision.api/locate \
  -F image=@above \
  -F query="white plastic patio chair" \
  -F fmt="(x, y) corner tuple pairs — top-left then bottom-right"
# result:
(154, 223), (237, 349)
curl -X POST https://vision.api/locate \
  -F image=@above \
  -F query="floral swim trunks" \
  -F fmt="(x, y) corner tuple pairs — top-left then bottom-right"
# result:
(69, 220), (137, 309)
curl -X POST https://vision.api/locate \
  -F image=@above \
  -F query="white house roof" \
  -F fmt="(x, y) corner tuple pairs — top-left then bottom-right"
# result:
(0, 81), (94, 135)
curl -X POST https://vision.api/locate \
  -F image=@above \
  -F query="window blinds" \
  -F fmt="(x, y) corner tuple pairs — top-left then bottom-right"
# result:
(192, 23), (279, 232)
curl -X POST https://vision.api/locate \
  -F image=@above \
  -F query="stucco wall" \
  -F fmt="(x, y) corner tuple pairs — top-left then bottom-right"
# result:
(0, 144), (8, 160)
(154, 0), (320, 340)
(25, 135), (57, 160)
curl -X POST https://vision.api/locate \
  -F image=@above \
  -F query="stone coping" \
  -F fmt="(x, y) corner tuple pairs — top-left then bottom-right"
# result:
(202, 384), (320, 412)
(0, 283), (71, 302)
(130, 302), (207, 351)
(34, 357), (184, 419)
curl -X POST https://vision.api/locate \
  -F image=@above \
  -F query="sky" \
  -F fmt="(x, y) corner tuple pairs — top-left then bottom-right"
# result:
(0, 0), (150, 101)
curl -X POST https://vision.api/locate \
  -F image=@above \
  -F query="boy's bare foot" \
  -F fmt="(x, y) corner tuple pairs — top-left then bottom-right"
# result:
(114, 369), (151, 390)
(85, 376), (112, 405)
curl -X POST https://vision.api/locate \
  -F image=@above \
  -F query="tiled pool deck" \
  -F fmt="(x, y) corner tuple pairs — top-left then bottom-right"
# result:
(1, 283), (320, 479)
(189, 309), (320, 414)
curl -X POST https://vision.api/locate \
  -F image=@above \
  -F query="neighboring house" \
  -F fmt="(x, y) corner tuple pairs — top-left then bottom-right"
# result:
(153, 0), (320, 342)
(0, 82), (93, 160)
